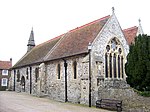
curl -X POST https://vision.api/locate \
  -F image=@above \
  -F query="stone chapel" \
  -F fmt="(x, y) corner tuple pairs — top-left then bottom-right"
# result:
(9, 9), (144, 106)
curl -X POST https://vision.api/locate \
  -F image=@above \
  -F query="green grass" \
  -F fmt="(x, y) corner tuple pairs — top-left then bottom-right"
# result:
(133, 88), (150, 97)
(139, 91), (150, 97)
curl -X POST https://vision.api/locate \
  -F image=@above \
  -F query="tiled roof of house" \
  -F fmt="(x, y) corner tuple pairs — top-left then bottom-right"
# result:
(45, 15), (110, 61)
(13, 35), (62, 68)
(123, 26), (138, 45)
(0, 61), (12, 69)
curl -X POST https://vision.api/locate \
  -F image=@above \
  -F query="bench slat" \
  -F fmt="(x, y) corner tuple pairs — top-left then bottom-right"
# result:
(96, 99), (122, 112)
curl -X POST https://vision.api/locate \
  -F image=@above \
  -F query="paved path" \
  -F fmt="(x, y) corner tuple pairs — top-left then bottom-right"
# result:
(0, 91), (112, 112)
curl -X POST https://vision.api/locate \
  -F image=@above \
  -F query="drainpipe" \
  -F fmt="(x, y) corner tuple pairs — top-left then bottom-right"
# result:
(63, 59), (68, 102)
(88, 43), (92, 107)
(30, 67), (32, 94)
(13, 70), (16, 91)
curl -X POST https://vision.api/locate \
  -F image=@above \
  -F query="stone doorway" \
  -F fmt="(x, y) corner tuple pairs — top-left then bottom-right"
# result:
(21, 76), (25, 92)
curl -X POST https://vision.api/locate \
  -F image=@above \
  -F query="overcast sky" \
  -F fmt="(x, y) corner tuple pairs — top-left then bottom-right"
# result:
(0, 0), (149, 65)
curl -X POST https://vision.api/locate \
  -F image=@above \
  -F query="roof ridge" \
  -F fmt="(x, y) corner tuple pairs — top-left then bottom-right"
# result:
(35, 33), (64, 48)
(69, 15), (110, 33)
(35, 15), (110, 48)
(0, 60), (11, 62)
(123, 26), (138, 31)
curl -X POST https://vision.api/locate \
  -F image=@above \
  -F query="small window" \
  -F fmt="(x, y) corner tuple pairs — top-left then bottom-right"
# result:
(2, 70), (8, 75)
(106, 45), (110, 52)
(1, 78), (8, 86)
(35, 68), (39, 83)
(17, 70), (20, 82)
(57, 64), (61, 79)
(26, 68), (29, 79)
(73, 61), (77, 79)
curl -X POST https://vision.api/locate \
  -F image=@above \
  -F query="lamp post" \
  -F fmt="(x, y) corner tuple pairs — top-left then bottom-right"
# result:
(88, 42), (92, 107)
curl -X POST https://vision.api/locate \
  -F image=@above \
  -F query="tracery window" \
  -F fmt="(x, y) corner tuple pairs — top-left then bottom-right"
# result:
(105, 38), (124, 79)
(113, 53), (117, 78)
(105, 53), (108, 78)
(118, 55), (120, 78)
(121, 56), (124, 78)
(109, 54), (112, 78)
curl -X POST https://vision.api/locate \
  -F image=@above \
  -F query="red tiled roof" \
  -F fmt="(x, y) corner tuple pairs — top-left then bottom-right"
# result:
(0, 61), (12, 69)
(45, 15), (110, 61)
(13, 35), (62, 68)
(123, 26), (138, 45)
(12, 15), (110, 68)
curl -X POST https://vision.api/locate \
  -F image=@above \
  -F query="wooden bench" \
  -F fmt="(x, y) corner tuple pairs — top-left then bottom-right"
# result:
(96, 99), (122, 112)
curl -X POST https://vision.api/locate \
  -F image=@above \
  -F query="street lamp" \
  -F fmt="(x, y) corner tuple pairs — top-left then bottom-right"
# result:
(88, 42), (92, 107)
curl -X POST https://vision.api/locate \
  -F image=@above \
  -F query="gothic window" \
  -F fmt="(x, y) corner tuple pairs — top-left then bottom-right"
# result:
(105, 53), (108, 78)
(57, 64), (61, 79)
(119, 48), (122, 54)
(35, 68), (39, 83)
(73, 61), (77, 79)
(113, 54), (117, 78)
(111, 39), (117, 50)
(105, 38), (124, 79)
(106, 45), (110, 52)
(121, 56), (124, 78)
(17, 70), (20, 82)
(26, 68), (29, 80)
(109, 54), (112, 78)
(118, 55), (120, 78)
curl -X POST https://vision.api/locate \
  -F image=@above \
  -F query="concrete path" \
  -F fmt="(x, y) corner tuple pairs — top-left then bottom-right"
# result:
(0, 91), (113, 112)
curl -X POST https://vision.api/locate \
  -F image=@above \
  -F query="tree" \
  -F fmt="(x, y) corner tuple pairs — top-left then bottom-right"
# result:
(125, 34), (150, 91)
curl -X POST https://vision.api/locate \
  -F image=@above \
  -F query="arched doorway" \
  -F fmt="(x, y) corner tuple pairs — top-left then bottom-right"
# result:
(21, 76), (25, 92)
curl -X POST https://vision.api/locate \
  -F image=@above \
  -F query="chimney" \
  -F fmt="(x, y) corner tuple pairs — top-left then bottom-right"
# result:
(10, 58), (12, 66)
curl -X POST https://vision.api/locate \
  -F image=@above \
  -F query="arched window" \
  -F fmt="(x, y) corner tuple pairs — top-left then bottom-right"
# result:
(17, 70), (20, 82)
(26, 68), (29, 79)
(105, 38), (124, 79)
(113, 54), (117, 78)
(109, 54), (112, 78)
(35, 68), (39, 82)
(57, 64), (61, 79)
(105, 53), (108, 78)
(118, 55), (120, 78)
(73, 61), (77, 79)
(121, 56), (124, 78)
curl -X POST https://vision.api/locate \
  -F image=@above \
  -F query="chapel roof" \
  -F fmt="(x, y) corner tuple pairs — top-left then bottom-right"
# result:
(12, 35), (62, 68)
(45, 15), (110, 61)
(0, 60), (12, 69)
(123, 26), (138, 45)
(12, 15), (110, 68)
